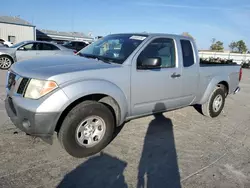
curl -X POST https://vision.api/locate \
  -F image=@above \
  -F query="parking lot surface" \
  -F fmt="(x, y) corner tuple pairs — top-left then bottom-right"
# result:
(0, 69), (250, 188)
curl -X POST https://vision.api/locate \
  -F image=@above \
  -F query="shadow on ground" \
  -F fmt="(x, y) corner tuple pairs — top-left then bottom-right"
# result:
(193, 104), (203, 115)
(58, 103), (181, 188)
(57, 152), (128, 188)
(137, 103), (181, 188)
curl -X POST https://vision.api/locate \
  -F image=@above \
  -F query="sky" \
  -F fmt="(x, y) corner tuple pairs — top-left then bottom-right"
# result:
(1, 0), (250, 49)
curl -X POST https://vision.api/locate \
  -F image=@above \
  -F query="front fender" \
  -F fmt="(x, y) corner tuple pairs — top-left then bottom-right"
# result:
(0, 52), (15, 62)
(61, 79), (129, 124)
(199, 76), (229, 104)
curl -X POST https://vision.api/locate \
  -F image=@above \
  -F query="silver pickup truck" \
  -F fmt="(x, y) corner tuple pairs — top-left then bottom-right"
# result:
(5, 33), (242, 158)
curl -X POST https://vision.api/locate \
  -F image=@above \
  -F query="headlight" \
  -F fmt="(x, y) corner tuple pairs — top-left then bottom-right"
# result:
(24, 79), (58, 99)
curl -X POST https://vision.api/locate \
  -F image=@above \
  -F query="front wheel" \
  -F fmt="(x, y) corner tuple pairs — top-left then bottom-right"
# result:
(202, 86), (226, 118)
(0, 55), (13, 70)
(58, 100), (115, 158)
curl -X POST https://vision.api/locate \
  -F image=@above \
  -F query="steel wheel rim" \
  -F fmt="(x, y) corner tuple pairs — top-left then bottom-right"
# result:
(75, 115), (106, 148)
(0, 57), (11, 69)
(213, 94), (223, 112)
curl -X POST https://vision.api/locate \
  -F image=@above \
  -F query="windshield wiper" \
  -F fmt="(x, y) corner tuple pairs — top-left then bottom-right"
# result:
(96, 56), (112, 64)
(78, 53), (111, 64)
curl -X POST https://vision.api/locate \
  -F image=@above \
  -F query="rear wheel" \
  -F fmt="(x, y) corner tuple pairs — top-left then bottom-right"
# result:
(202, 86), (226, 118)
(58, 100), (115, 158)
(0, 55), (13, 70)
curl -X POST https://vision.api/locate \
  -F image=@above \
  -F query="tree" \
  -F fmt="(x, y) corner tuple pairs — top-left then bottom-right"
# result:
(229, 41), (237, 52)
(237, 40), (247, 53)
(182, 32), (194, 40)
(229, 40), (248, 53)
(211, 38), (216, 44)
(210, 39), (224, 51)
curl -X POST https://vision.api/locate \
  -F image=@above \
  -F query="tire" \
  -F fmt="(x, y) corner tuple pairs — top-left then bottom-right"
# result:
(0, 55), (13, 70)
(201, 86), (226, 118)
(58, 100), (115, 158)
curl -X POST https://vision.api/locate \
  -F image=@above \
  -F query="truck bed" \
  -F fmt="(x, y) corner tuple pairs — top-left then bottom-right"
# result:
(200, 58), (239, 67)
(200, 63), (239, 67)
(199, 64), (240, 97)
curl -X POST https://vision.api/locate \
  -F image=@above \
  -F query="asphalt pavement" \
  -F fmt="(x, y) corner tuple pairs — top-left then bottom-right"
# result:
(0, 69), (250, 188)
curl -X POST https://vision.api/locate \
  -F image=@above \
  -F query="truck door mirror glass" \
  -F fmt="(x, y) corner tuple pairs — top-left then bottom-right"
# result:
(139, 57), (162, 69)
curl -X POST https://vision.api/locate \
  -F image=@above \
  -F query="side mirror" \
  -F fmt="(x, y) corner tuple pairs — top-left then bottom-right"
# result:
(18, 47), (26, 51)
(140, 57), (162, 69)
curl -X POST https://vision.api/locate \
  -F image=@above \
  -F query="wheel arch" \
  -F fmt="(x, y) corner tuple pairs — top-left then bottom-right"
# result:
(198, 77), (229, 104)
(0, 54), (14, 62)
(218, 81), (229, 96)
(55, 94), (123, 133)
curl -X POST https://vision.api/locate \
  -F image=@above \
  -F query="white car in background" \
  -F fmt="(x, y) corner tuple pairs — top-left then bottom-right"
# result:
(0, 40), (76, 70)
(0, 39), (13, 47)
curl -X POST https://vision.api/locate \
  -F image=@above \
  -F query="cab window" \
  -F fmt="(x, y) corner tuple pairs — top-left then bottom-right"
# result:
(41, 43), (59, 50)
(137, 38), (176, 69)
(180, 40), (195, 67)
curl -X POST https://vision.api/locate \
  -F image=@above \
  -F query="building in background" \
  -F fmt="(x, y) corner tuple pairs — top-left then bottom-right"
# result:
(0, 16), (36, 44)
(36, 29), (94, 44)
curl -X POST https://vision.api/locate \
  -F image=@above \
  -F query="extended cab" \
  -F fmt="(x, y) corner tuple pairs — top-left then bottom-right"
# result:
(5, 33), (242, 158)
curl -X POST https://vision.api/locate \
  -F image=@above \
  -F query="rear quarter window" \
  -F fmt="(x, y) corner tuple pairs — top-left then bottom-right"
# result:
(42, 43), (60, 50)
(180, 40), (195, 67)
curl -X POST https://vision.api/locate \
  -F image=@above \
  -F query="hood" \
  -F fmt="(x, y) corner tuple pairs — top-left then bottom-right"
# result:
(0, 47), (15, 53)
(11, 55), (122, 79)
(0, 46), (8, 49)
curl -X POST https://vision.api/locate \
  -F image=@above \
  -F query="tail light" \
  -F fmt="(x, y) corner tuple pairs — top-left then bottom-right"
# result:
(73, 50), (77, 54)
(239, 67), (242, 81)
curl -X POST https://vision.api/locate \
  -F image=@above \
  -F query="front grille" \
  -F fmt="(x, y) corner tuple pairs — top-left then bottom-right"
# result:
(7, 72), (30, 96)
(17, 78), (29, 94)
(7, 72), (16, 90)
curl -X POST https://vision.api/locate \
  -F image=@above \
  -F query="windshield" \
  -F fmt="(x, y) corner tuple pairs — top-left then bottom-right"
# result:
(77, 34), (148, 64)
(9, 41), (26, 48)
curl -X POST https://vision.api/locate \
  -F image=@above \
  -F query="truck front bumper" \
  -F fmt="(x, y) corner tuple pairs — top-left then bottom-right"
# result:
(5, 96), (60, 138)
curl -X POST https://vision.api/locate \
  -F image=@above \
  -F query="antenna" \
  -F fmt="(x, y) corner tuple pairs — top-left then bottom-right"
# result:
(71, 4), (74, 33)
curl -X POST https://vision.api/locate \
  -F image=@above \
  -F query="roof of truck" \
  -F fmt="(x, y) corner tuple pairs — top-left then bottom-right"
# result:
(109, 32), (193, 40)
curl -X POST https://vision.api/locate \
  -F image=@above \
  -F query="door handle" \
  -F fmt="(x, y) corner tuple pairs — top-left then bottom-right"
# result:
(171, 73), (181, 78)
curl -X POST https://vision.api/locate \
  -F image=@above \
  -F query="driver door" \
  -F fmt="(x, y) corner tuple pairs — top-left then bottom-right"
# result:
(16, 42), (38, 61)
(130, 37), (183, 116)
